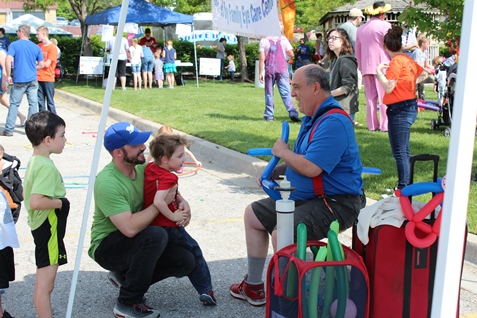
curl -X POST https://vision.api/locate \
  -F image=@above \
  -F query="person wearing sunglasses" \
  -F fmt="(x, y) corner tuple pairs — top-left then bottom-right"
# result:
(326, 28), (360, 125)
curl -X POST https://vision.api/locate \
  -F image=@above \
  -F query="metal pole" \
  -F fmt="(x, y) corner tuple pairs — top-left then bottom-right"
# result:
(65, 0), (131, 316)
(431, 1), (477, 316)
(192, 23), (199, 87)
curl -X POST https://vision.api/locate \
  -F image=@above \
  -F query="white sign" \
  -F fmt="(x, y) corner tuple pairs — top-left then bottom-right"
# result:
(199, 58), (221, 76)
(176, 23), (192, 35)
(101, 25), (114, 42)
(211, 0), (281, 38)
(79, 56), (104, 75)
(124, 23), (139, 34)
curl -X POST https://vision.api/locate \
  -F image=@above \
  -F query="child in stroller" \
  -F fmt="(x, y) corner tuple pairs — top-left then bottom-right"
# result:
(430, 55), (457, 136)
(51, 38), (63, 82)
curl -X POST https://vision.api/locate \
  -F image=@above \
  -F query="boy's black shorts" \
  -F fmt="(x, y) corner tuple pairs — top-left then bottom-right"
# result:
(31, 208), (68, 268)
(0, 247), (15, 289)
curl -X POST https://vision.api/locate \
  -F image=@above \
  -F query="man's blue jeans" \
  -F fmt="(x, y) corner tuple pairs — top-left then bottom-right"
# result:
(38, 81), (56, 113)
(217, 58), (224, 80)
(264, 72), (298, 120)
(5, 80), (38, 133)
(386, 99), (418, 189)
(164, 226), (212, 294)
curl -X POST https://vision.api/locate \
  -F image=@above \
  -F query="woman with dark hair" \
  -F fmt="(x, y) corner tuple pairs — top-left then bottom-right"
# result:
(376, 26), (429, 189)
(326, 28), (359, 122)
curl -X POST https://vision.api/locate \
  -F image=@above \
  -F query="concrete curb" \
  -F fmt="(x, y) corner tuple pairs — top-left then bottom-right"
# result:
(55, 89), (477, 266)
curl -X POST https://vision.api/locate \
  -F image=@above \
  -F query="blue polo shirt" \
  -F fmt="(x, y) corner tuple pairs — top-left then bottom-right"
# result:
(7, 39), (43, 83)
(285, 96), (363, 200)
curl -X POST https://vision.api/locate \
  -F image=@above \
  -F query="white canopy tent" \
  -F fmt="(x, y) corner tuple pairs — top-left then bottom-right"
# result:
(0, 14), (73, 37)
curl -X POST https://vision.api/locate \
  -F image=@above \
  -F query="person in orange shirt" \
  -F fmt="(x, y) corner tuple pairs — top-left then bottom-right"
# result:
(36, 26), (58, 114)
(376, 26), (429, 190)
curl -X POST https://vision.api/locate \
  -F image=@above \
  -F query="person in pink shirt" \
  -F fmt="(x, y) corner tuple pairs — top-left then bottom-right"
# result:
(355, 1), (392, 132)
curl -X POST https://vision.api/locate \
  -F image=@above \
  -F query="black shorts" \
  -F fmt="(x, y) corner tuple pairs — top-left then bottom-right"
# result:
(116, 59), (127, 77)
(0, 247), (15, 289)
(31, 208), (69, 268)
(252, 194), (361, 241)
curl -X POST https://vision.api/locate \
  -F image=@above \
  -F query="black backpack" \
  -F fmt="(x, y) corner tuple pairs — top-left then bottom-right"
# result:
(0, 153), (23, 223)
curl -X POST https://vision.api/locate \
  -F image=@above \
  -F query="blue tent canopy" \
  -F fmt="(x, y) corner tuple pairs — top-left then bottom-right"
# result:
(85, 0), (193, 26)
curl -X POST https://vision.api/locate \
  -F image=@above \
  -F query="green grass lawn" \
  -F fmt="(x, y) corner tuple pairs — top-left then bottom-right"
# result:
(58, 78), (477, 233)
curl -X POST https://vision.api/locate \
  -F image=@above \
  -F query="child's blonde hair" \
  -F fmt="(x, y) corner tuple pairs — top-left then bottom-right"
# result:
(418, 37), (429, 47)
(227, 55), (234, 61)
(157, 125), (174, 136)
(432, 56), (444, 66)
(132, 38), (138, 47)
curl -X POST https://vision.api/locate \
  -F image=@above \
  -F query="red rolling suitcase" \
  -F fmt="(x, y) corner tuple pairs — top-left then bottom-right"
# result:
(353, 154), (466, 318)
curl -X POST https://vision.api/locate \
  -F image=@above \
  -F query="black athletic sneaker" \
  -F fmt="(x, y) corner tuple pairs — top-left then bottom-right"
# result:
(113, 300), (160, 318)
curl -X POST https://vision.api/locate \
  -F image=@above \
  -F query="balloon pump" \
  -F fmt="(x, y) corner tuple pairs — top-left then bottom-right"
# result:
(275, 175), (296, 251)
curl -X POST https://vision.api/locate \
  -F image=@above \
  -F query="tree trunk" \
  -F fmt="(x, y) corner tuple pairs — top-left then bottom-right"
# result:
(83, 33), (93, 56)
(237, 36), (249, 82)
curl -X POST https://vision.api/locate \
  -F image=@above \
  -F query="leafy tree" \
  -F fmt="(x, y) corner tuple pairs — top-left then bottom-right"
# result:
(17, 0), (121, 56)
(151, 0), (210, 15)
(294, 0), (352, 32)
(399, 0), (464, 55)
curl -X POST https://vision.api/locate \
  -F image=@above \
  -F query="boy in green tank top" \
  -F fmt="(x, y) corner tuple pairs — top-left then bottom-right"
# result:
(24, 111), (69, 318)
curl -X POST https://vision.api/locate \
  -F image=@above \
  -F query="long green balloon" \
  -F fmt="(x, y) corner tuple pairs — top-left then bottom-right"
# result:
(297, 224), (309, 318)
(308, 246), (327, 318)
(330, 220), (349, 297)
(329, 230), (347, 318)
(286, 223), (307, 298)
(321, 240), (335, 318)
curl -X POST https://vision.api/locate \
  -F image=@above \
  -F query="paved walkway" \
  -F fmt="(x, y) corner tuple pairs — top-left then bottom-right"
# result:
(0, 90), (475, 317)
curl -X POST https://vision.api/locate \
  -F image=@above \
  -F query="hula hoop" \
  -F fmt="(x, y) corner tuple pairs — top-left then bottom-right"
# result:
(175, 161), (202, 177)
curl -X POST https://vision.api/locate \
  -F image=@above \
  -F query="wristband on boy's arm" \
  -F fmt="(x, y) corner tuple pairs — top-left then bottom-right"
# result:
(377, 73), (385, 79)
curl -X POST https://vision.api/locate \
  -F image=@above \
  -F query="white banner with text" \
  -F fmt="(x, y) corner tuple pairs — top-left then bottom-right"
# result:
(211, 0), (281, 38)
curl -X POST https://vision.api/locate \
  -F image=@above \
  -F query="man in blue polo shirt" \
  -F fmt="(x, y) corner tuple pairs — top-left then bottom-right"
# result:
(230, 64), (364, 306)
(3, 24), (44, 137)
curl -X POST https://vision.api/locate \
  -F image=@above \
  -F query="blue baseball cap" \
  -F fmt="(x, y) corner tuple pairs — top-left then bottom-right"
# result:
(104, 122), (151, 151)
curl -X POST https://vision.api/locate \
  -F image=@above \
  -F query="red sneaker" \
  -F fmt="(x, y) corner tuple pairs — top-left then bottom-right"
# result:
(229, 276), (266, 306)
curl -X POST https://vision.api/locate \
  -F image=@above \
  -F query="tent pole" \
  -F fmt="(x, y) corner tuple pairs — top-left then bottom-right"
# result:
(431, 1), (477, 316)
(75, 25), (87, 83)
(65, 0), (131, 317)
(193, 24), (199, 88)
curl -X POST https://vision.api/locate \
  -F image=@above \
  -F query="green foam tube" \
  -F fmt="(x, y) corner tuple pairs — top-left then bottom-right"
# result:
(308, 246), (327, 318)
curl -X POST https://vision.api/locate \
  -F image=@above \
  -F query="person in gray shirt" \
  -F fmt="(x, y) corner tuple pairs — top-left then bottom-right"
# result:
(339, 8), (365, 52)
(215, 38), (226, 81)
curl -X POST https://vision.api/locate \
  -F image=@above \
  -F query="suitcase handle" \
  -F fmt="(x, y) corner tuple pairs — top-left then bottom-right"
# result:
(410, 154), (439, 164)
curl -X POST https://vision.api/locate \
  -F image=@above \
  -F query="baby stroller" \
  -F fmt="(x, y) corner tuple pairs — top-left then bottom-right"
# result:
(55, 60), (64, 83)
(430, 63), (457, 137)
